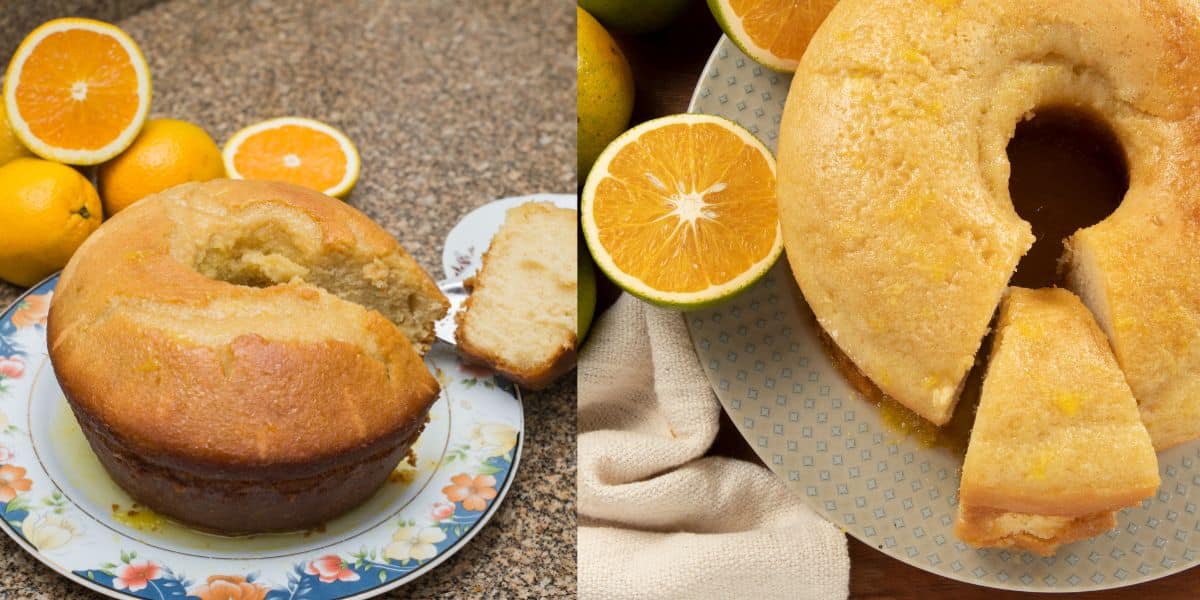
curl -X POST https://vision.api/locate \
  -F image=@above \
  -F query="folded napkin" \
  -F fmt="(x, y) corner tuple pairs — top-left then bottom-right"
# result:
(578, 294), (850, 599)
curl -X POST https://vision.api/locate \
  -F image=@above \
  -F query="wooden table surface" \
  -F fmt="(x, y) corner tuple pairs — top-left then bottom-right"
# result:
(596, 1), (1199, 598)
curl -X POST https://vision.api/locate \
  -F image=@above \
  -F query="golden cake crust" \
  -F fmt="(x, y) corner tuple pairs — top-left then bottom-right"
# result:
(960, 287), (1159, 517)
(777, 0), (1200, 427)
(47, 179), (448, 531)
(954, 501), (1117, 557)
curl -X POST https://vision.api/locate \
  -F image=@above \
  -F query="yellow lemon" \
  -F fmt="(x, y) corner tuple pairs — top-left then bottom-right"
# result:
(98, 118), (224, 215)
(577, 7), (634, 181)
(0, 158), (102, 287)
(0, 104), (33, 167)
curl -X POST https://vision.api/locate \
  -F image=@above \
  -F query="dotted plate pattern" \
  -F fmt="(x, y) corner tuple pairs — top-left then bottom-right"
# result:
(685, 36), (1200, 592)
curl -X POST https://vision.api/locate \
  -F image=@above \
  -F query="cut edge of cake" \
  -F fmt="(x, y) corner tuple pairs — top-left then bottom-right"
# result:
(954, 502), (1117, 557)
(455, 202), (578, 390)
(955, 286), (1160, 555)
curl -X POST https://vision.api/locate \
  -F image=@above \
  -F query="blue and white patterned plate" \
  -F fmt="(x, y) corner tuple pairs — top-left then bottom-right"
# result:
(685, 36), (1200, 592)
(0, 202), (527, 600)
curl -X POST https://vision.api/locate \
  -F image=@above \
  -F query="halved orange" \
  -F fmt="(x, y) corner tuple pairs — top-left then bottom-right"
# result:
(581, 114), (780, 309)
(3, 18), (152, 165)
(223, 117), (360, 198)
(707, 0), (838, 72)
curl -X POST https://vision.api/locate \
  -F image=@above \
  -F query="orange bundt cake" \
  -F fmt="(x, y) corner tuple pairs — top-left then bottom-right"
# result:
(48, 180), (449, 533)
(956, 287), (1159, 554)
(777, 0), (1200, 437)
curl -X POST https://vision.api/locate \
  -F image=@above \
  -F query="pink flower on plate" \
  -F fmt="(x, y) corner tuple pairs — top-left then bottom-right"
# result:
(430, 501), (455, 522)
(0, 446), (12, 462)
(113, 560), (160, 592)
(305, 555), (359, 583)
(0, 356), (24, 379)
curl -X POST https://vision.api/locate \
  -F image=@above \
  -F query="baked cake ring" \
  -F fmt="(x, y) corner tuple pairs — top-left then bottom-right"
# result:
(777, 0), (1200, 446)
(47, 179), (450, 533)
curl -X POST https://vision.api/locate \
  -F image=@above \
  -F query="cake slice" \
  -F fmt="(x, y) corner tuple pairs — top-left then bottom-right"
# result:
(955, 287), (1159, 555)
(455, 202), (577, 389)
(1066, 224), (1200, 450)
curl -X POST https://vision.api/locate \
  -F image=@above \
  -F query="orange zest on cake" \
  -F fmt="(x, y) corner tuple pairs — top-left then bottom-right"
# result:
(955, 288), (1159, 555)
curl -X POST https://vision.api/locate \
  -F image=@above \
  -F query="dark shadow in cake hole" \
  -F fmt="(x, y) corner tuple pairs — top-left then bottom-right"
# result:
(1006, 105), (1129, 289)
(943, 106), (1132, 442)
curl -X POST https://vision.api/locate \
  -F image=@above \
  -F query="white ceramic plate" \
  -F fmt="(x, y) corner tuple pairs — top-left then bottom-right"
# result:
(0, 200), (529, 600)
(685, 36), (1200, 592)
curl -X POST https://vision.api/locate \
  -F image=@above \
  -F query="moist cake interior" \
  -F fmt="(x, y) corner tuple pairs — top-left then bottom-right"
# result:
(185, 204), (446, 353)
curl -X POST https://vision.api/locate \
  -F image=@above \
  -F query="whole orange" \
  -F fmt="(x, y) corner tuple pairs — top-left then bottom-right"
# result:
(98, 118), (224, 214)
(0, 158), (102, 286)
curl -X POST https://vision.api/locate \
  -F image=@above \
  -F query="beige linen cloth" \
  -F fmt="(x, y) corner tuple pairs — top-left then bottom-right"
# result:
(578, 294), (850, 599)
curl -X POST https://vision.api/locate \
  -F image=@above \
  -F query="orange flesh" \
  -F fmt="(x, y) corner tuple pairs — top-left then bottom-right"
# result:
(14, 29), (140, 150)
(730, 0), (821, 61)
(232, 125), (348, 192)
(592, 122), (776, 293)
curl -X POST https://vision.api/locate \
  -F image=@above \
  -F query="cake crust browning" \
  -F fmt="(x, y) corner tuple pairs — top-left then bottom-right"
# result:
(777, 0), (1200, 430)
(456, 304), (578, 390)
(955, 501), (1117, 557)
(53, 321), (434, 474)
(47, 179), (448, 532)
(75, 392), (425, 533)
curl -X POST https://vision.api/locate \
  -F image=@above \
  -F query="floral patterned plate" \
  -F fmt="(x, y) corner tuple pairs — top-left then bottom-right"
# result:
(0, 201), (530, 599)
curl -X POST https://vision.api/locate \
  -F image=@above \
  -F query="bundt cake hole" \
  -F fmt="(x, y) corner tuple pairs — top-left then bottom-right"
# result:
(911, 105), (1132, 438)
(818, 107), (1130, 438)
(1005, 106), (1128, 288)
(191, 219), (444, 352)
(887, 105), (1131, 441)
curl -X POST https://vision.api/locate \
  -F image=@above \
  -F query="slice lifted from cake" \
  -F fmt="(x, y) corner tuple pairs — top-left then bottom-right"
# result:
(956, 287), (1159, 555)
(456, 201), (578, 389)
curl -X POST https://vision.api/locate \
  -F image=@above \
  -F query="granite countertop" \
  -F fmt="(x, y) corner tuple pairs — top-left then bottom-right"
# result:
(0, 1), (575, 597)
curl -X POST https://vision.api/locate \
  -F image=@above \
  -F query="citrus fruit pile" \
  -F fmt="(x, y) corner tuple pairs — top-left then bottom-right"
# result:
(0, 18), (361, 288)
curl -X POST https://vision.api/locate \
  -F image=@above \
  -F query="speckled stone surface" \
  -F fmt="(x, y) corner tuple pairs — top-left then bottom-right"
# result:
(0, 1), (576, 597)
